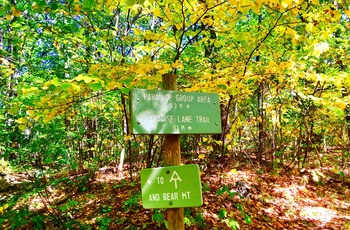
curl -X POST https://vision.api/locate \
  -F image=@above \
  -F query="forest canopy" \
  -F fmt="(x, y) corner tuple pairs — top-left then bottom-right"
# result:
(0, 0), (349, 184)
(1, 0), (350, 229)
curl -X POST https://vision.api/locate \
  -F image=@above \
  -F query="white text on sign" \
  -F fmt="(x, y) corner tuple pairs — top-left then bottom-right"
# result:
(142, 92), (212, 104)
(148, 192), (191, 201)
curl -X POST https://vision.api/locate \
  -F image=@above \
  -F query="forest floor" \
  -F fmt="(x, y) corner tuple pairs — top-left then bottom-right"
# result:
(1, 158), (350, 229)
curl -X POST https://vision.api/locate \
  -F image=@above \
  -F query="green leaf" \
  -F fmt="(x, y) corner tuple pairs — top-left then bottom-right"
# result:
(120, 88), (130, 94)
(184, 217), (191, 227)
(90, 82), (102, 92)
(51, 0), (59, 10)
(219, 209), (227, 219)
(61, 83), (72, 90)
(229, 218), (240, 229)
(126, 0), (136, 6)
(60, 205), (68, 211)
(245, 214), (252, 224)
(11, 22), (22, 28)
(36, 0), (46, 6)
(217, 188), (224, 196)
(83, 0), (94, 10)
(217, 84), (227, 90)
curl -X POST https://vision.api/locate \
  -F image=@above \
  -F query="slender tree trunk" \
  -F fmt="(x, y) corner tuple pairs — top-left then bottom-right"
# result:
(147, 135), (155, 167)
(121, 93), (132, 180)
(162, 73), (184, 230)
(257, 81), (264, 163)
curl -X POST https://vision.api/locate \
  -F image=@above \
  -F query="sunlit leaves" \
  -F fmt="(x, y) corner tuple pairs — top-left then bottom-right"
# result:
(1, 0), (348, 151)
(82, 0), (94, 10)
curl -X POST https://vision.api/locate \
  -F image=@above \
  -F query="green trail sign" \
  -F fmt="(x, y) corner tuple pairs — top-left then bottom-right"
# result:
(130, 89), (222, 134)
(140, 164), (203, 209)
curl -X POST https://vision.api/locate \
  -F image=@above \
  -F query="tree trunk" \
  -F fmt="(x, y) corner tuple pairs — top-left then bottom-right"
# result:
(162, 73), (184, 230)
(257, 81), (264, 163)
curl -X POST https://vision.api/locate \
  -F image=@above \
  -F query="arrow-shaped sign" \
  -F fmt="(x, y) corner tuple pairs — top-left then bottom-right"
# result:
(169, 170), (182, 189)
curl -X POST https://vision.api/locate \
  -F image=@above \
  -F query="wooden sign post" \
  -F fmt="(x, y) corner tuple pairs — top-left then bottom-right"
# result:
(162, 73), (184, 230)
(130, 74), (221, 229)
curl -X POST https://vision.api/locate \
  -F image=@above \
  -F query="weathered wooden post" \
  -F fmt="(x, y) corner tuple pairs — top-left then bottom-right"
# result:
(162, 73), (184, 230)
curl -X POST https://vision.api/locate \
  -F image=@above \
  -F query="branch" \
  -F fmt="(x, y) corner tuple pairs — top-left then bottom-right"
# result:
(173, 1), (227, 63)
(243, 5), (303, 76)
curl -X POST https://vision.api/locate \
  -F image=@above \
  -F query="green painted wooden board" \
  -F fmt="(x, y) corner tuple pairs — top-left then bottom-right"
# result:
(130, 89), (222, 134)
(140, 164), (203, 209)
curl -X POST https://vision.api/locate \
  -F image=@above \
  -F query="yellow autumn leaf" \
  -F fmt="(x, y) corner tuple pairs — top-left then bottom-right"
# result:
(216, 9), (226, 19)
(198, 154), (206, 159)
(153, 8), (161, 17)
(13, 8), (21, 17)
(285, 27), (296, 37)
(133, 28), (141, 36)
(175, 23), (182, 31)
(252, 1), (261, 14)
(158, 63), (171, 74)
(75, 74), (95, 83)
(18, 125), (27, 131)
(88, 64), (101, 73)
(345, 10), (350, 18)
(333, 10), (341, 20)
(71, 83), (81, 92)
(22, 86), (38, 96)
(281, 0), (290, 9)
(257, 116), (262, 123)
(74, 3), (81, 12)
(0, 204), (9, 214)
(16, 117), (27, 124)
(27, 109), (35, 118)
(335, 101), (347, 110)
(6, 14), (13, 20)
(108, 81), (122, 90)
(306, 23), (317, 33)
(171, 60), (184, 70)
(321, 30), (331, 40)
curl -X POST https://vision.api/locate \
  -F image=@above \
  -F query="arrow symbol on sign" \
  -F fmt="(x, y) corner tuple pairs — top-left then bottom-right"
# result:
(169, 171), (182, 189)
(186, 104), (190, 109)
(147, 180), (152, 185)
(188, 126), (192, 130)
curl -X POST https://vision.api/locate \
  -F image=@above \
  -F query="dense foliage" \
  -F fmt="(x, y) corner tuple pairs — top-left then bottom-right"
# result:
(1, 0), (349, 171)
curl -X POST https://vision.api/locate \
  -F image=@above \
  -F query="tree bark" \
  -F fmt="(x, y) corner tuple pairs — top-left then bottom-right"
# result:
(162, 73), (184, 230)
(257, 81), (264, 163)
